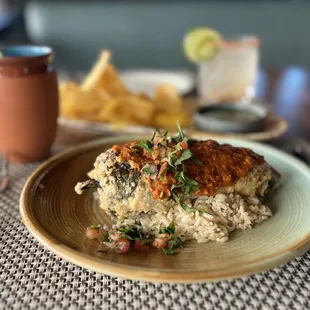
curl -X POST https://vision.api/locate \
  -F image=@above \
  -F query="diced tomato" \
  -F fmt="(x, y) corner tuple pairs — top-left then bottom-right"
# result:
(146, 178), (154, 189)
(143, 149), (153, 159)
(223, 174), (232, 183)
(151, 181), (171, 199)
(110, 232), (121, 241)
(179, 140), (188, 150)
(86, 227), (102, 240)
(152, 147), (161, 160)
(165, 171), (177, 184)
(134, 240), (150, 252)
(115, 238), (131, 254)
(152, 238), (168, 249)
(152, 190), (160, 199)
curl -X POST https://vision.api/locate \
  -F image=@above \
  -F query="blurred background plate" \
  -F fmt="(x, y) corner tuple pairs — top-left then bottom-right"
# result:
(58, 117), (154, 136)
(58, 111), (287, 142)
(119, 70), (195, 96)
(58, 70), (195, 97)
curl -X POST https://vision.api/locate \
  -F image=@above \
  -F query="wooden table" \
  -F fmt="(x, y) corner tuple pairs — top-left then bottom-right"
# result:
(55, 67), (310, 148)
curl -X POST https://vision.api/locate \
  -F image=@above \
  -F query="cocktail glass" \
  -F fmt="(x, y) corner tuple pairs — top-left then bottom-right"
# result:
(197, 36), (259, 105)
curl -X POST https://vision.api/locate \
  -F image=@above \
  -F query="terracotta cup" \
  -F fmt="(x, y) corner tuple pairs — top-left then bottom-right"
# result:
(0, 46), (58, 163)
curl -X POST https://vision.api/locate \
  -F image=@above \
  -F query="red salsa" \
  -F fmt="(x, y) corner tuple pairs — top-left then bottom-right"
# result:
(113, 139), (264, 198)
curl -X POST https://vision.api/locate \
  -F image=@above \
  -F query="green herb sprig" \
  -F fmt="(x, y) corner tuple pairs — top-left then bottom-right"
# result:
(132, 124), (203, 212)
(162, 236), (184, 254)
(158, 223), (184, 254)
(159, 223), (176, 235)
(176, 123), (186, 142)
(89, 224), (101, 230)
(165, 123), (202, 212)
(135, 140), (153, 152)
(118, 225), (145, 240)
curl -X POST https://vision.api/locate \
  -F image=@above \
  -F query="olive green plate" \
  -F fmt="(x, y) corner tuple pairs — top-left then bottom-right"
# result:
(20, 136), (310, 283)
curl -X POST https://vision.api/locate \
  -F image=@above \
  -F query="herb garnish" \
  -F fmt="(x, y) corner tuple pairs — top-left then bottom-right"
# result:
(167, 149), (180, 168)
(117, 225), (152, 244)
(158, 223), (184, 254)
(143, 167), (156, 175)
(150, 129), (160, 142)
(159, 167), (168, 181)
(162, 236), (184, 254)
(118, 225), (144, 240)
(89, 224), (101, 230)
(93, 224), (184, 254)
(165, 124), (201, 212)
(130, 147), (139, 154)
(134, 140), (153, 152)
(174, 149), (194, 166)
(142, 164), (157, 178)
(176, 122), (186, 142)
(132, 124), (202, 212)
(159, 223), (176, 235)
(192, 156), (203, 166)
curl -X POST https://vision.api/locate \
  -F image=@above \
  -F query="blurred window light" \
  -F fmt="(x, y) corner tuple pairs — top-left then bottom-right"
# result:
(275, 66), (308, 106)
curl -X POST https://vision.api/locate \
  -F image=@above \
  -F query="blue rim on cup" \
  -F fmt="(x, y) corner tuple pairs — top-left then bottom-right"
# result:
(0, 45), (54, 64)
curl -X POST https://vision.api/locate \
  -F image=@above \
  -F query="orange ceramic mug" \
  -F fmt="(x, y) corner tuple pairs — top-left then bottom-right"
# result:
(0, 45), (58, 163)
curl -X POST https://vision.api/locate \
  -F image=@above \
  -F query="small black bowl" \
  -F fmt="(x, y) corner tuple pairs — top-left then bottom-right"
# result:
(194, 103), (267, 133)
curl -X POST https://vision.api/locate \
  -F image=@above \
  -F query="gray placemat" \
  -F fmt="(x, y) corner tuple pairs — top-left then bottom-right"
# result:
(0, 164), (309, 310)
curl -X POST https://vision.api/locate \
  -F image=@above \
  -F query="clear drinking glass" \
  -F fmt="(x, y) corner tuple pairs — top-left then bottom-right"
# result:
(197, 36), (259, 105)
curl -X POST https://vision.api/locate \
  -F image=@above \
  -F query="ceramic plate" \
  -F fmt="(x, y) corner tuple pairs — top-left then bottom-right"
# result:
(58, 112), (287, 141)
(20, 136), (310, 283)
(58, 97), (287, 141)
(119, 70), (195, 96)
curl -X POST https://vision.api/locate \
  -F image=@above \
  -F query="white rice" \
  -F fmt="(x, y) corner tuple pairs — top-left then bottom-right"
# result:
(116, 193), (272, 243)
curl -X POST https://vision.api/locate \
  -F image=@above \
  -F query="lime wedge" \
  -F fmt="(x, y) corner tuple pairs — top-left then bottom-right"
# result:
(183, 27), (222, 63)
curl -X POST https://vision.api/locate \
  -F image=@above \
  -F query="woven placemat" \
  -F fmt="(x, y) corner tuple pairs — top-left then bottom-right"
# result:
(0, 164), (309, 310)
